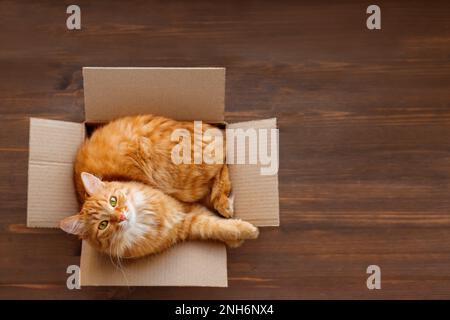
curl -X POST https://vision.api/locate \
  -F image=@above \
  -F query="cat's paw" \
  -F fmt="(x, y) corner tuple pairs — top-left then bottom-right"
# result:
(225, 221), (258, 247)
(215, 192), (234, 218)
(237, 220), (259, 240)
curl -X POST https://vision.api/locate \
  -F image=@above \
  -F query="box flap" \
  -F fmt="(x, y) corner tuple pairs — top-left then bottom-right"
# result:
(83, 67), (225, 123)
(227, 118), (280, 226)
(27, 118), (85, 228)
(80, 241), (227, 287)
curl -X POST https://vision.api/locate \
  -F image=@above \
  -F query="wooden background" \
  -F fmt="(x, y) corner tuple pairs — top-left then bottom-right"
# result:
(1, 0), (450, 299)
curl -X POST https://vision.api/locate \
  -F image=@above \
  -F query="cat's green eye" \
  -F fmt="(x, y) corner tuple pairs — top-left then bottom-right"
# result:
(98, 220), (109, 230)
(109, 196), (117, 207)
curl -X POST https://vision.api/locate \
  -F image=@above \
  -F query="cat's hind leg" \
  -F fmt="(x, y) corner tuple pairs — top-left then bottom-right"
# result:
(179, 205), (259, 247)
(210, 164), (234, 218)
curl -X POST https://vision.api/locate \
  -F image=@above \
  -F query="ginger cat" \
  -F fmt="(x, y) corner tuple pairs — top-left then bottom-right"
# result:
(74, 115), (233, 218)
(61, 115), (259, 258)
(60, 173), (259, 258)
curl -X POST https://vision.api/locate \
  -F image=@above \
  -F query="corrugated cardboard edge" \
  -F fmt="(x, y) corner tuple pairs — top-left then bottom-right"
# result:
(227, 118), (280, 227)
(27, 118), (85, 228)
(80, 241), (228, 287)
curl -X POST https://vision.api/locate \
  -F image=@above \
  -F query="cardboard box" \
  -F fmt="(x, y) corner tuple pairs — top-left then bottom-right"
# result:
(27, 67), (279, 287)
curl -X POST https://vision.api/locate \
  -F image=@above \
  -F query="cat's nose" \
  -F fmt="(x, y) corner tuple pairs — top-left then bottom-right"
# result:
(118, 212), (126, 222)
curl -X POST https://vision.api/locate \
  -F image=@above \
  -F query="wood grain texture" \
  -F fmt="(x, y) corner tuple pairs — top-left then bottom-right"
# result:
(1, 0), (450, 299)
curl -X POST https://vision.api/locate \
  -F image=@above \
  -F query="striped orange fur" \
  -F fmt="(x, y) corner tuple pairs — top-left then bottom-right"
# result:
(74, 115), (233, 217)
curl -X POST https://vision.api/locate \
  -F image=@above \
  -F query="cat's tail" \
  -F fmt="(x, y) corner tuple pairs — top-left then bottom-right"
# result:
(178, 205), (259, 248)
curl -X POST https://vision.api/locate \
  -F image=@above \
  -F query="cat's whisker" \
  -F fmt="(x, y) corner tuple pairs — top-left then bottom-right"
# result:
(108, 239), (120, 271)
(113, 240), (130, 287)
(107, 234), (128, 286)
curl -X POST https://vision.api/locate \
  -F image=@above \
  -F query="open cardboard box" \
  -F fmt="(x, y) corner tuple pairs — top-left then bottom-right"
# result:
(27, 67), (279, 287)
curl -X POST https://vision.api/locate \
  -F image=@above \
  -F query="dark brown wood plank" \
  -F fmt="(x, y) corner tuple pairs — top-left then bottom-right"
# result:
(1, 0), (450, 299)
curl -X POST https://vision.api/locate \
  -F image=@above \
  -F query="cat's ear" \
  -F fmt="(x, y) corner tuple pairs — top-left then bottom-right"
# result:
(81, 172), (105, 196)
(60, 214), (84, 235)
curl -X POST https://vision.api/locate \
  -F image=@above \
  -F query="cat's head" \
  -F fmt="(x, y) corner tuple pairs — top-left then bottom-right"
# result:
(60, 172), (151, 257)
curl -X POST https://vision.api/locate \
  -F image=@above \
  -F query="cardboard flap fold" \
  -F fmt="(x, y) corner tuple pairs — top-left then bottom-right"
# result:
(27, 118), (85, 227)
(228, 118), (280, 226)
(81, 241), (227, 287)
(83, 67), (225, 123)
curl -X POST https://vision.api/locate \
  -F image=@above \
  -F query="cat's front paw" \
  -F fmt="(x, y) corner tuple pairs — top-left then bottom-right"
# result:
(237, 220), (259, 240)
